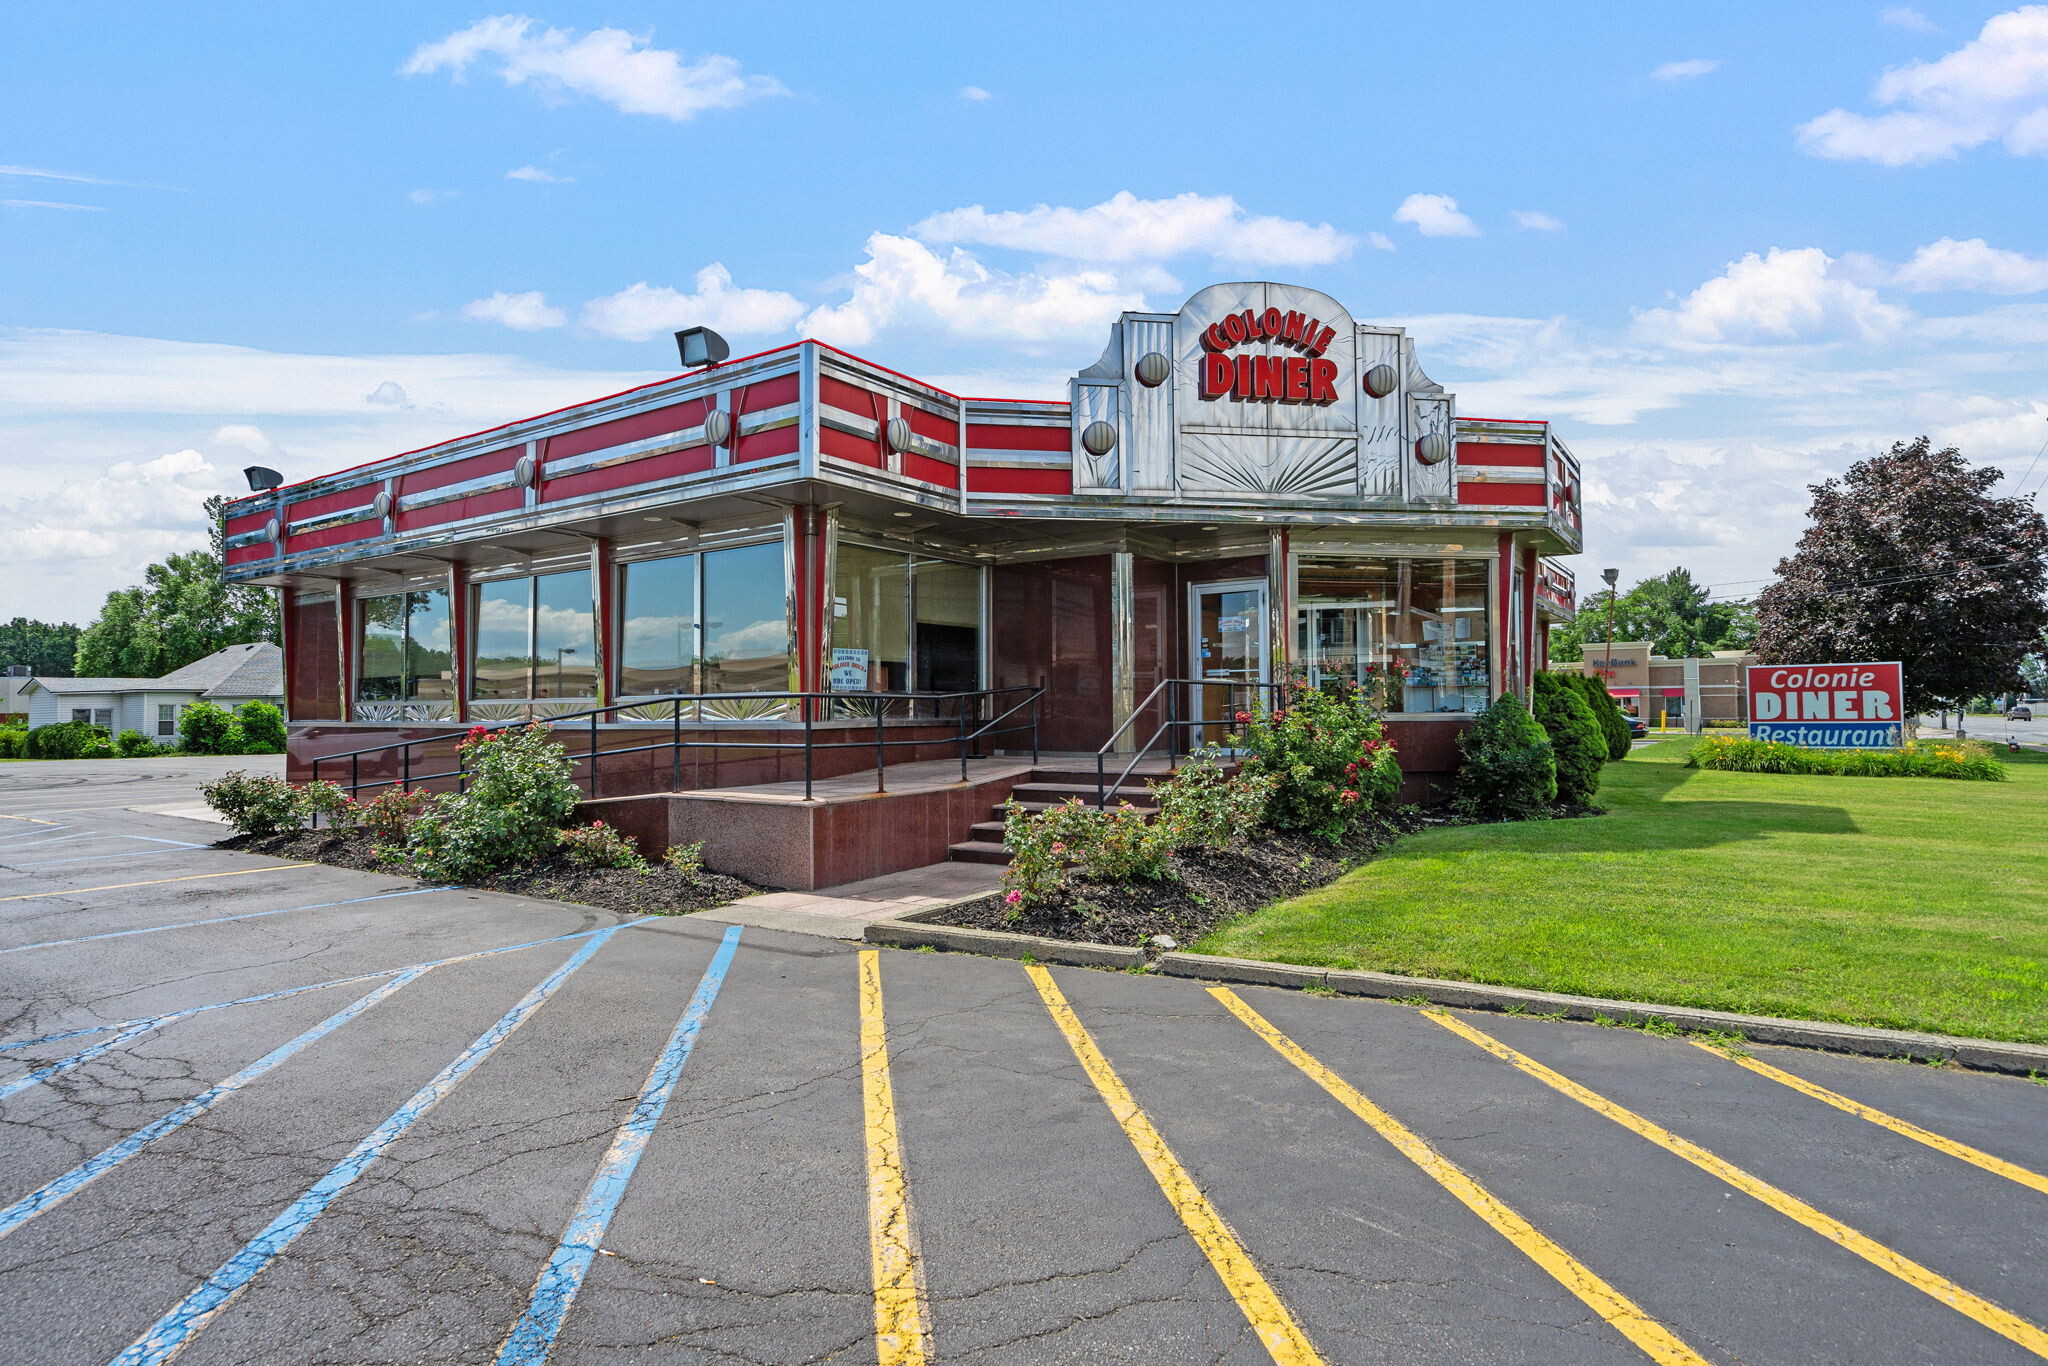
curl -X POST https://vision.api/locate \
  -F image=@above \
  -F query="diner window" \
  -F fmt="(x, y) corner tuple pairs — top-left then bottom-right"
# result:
(619, 554), (698, 695)
(469, 570), (595, 699)
(829, 544), (983, 694)
(1296, 557), (1492, 713)
(357, 588), (452, 702)
(702, 542), (789, 694)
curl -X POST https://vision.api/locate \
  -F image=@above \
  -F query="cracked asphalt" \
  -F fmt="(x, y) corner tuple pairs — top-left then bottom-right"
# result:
(3, 760), (2047, 1364)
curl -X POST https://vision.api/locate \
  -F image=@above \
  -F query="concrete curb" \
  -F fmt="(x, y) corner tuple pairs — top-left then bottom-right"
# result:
(1156, 953), (2048, 1077)
(865, 909), (2048, 1077)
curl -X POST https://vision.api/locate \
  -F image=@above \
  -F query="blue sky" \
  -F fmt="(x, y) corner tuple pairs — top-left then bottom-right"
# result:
(5, 2), (2047, 621)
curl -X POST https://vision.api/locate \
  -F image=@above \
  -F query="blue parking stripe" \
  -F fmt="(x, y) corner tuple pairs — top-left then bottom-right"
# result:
(0, 968), (429, 1239)
(495, 924), (744, 1366)
(0, 918), (655, 1083)
(17, 848), (209, 868)
(107, 921), (630, 1366)
(0, 886), (451, 956)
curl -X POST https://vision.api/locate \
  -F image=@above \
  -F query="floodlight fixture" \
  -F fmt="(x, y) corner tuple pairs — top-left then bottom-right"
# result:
(244, 466), (284, 492)
(1601, 567), (1619, 586)
(674, 327), (731, 369)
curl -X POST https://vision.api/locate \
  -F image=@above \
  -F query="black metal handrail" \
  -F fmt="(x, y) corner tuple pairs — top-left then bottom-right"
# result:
(1092, 677), (1288, 806)
(308, 686), (1042, 811)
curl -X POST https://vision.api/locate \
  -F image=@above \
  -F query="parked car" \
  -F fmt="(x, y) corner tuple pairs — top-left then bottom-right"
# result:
(1628, 717), (1649, 740)
(2010, 705), (2034, 722)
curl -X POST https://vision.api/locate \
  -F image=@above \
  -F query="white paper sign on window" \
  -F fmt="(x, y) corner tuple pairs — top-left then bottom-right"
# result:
(829, 647), (870, 691)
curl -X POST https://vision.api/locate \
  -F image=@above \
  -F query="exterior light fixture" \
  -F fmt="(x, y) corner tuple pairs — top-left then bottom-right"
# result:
(674, 327), (730, 369)
(892, 511), (914, 518)
(701, 410), (733, 448)
(1134, 352), (1171, 387)
(1415, 433), (1450, 465)
(885, 416), (914, 452)
(1081, 421), (1118, 456)
(1362, 364), (1398, 399)
(243, 465), (283, 492)
(1602, 567), (1619, 586)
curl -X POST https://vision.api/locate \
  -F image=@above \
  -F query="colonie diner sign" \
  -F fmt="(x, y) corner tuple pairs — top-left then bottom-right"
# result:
(1746, 662), (1905, 748)
(1198, 305), (1342, 405)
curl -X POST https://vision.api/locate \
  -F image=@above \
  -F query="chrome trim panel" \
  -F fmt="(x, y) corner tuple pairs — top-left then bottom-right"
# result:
(542, 422), (712, 479)
(1456, 467), (1548, 484)
(820, 405), (880, 440)
(288, 502), (382, 537)
(399, 468), (522, 513)
(965, 451), (1073, 468)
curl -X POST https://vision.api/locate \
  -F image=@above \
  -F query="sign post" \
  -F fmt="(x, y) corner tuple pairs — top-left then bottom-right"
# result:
(1746, 662), (1905, 748)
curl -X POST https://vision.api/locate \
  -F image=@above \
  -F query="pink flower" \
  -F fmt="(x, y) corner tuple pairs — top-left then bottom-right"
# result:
(1234, 710), (1251, 723)
(1050, 842), (1067, 854)
(1341, 789), (1360, 804)
(1004, 890), (1023, 905)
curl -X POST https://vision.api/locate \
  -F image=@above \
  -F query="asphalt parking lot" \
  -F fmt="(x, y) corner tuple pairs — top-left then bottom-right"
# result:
(3, 761), (2046, 1364)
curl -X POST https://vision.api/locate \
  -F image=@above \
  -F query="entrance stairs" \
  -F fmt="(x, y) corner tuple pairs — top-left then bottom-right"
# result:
(947, 764), (1168, 867)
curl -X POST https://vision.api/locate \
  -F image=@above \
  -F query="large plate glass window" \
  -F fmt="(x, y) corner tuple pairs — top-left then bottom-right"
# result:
(619, 554), (698, 695)
(701, 542), (789, 702)
(1296, 557), (1491, 713)
(469, 571), (594, 706)
(828, 543), (984, 707)
(357, 587), (453, 719)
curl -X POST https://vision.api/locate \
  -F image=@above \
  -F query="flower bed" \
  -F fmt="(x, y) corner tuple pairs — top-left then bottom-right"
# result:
(1686, 734), (2006, 780)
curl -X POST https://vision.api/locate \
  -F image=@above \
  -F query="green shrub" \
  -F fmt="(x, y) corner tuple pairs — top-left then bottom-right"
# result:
(26, 720), (102, 760)
(178, 701), (235, 755)
(199, 770), (306, 836)
(235, 700), (287, 753)
(663, 840), (706, 880)
(1686, 735), (2006, 780)
(1148, 752), (1277, 852)
(357, 786), (432, 840)
(220, 720), (249, 755)
(0, 727), (24, 758)
(999, 796), (1172, 910)
(1569, 672), (1632, 761)
(1532, 673), (1604, 806)
(1228, 681), (1401, 839)
(114, 729), (158, 757)
(403, 724), (583, 882)
(1453, 694), (1557, 820)
(558, 819), (648, 870)
(299, 779), (356, 828)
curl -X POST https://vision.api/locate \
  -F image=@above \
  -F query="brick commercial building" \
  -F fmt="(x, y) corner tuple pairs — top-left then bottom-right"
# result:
(1553, 641), (1758, 728)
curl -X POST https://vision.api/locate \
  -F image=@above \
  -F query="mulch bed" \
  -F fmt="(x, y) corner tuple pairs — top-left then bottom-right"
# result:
(218, 829), (756, 917)
(930, 802), (1599, 949)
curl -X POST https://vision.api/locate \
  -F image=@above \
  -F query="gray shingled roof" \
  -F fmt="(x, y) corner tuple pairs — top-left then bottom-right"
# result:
(27, 676), (157, 694)
(29, 642), (283, 698)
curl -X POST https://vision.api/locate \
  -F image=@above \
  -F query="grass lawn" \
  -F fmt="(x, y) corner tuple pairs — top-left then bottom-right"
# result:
(1196, 739), (2048, 1044)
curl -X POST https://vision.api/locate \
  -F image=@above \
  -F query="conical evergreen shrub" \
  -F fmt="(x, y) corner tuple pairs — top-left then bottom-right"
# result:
(1532, 673), (1604, 805)
(1453, 694), (1556, 820)
(1571, 671), (1633, 760)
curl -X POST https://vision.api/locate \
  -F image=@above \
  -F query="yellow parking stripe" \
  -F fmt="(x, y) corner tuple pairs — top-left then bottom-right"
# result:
(0, 865), (314, 902)
(1211, 989), (1709, 1365)
(1689, 1040), (2048, 1197)
(1428, 1010), (2048, 1359)
(1025, 963), (1325, 1365)
(858, 951), (929, 1366)
(0, 814), (59, 825)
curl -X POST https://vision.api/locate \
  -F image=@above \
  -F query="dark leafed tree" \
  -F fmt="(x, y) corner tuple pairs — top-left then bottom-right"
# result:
(1755, 437), (2048, 716)
(0, 618), (83, 675)
(73, 495), (279, 678)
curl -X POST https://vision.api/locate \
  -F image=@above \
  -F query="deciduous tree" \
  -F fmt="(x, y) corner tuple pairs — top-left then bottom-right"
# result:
(1755, 437), (2048, 716)
(0, 618), (82, 676)
(74, 496), (278, 678)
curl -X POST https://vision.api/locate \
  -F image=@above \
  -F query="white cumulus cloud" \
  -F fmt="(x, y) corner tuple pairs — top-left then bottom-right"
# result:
(506, 164), (574, 183)
(1652, 58), (1721, 81)
(401, 15), (786, 121)
(1511, 209), (1565, 232)
(1393, 193), (1480, 238)
(1891, 236), (2048, 293)
(580, 265), (805, 342)
(1633, 247), (1911, 345)
(799, 235), (1145, 349)
(462, 290), (569, 330)
(912, 191), (1355, 267)
(1797, 6), (2048, 165)
(1880, 6), (1938, 32)
(957, 85), (991, 101)
(1367, 231), (1396, 251)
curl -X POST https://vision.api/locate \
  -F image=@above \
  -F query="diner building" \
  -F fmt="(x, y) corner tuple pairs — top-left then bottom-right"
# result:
(221, 282), (1582, 885)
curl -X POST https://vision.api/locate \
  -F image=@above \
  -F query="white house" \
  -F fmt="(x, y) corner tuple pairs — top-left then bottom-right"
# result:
(20, 642), (284, 737)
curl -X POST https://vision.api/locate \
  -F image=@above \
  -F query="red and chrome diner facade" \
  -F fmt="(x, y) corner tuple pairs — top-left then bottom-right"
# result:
(221, 282), (1581, 791)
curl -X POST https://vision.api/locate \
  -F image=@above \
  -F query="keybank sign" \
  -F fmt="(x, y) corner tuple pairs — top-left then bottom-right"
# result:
(1746, 662), (1904, 748)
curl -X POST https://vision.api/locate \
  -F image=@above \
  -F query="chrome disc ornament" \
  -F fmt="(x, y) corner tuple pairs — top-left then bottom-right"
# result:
(1081, 421), (1118, 456)
(1414, 433), (1451, 465)
(1362, 363), (1398, 399)
(701, 409), (733, 448)
(1134, 352), (1171, 387)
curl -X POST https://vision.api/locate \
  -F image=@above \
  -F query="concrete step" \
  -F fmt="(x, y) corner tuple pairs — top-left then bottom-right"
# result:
(968, 820), (1009, 842)
(987, 800), (1161, 821)
(1026, 766), (1171, 787)
(1008, 781), (1156, 805)
(948, 840), (1013, 865)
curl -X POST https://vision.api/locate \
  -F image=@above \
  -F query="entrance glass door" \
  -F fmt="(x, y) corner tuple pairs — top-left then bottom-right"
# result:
(1296, 601), (1379, 691)
(1190, 581), (1269, 744)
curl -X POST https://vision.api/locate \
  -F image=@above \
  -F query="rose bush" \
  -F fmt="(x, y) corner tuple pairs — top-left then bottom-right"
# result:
(1227, 681), (1400, 839)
